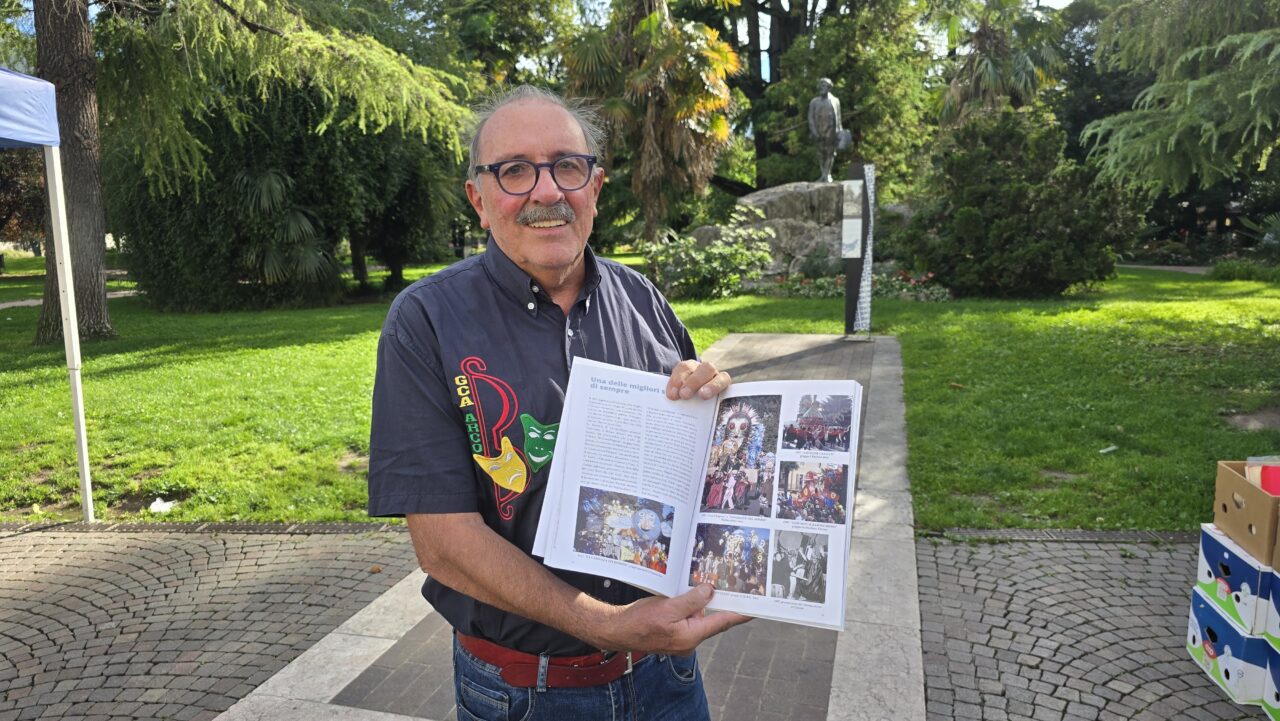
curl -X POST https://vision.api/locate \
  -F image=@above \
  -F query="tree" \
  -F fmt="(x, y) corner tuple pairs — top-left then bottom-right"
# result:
(1042, 0), (1151, 161)
(0, 0), (33, 68)
(34, 0), (113, 341)
(107, 82), (464, 309)
(563, 0), (740, 242)
(24, 0), (470, 343)
(906, 108), (1143, 297)
(929, 0), (1063, 124)
(0, 149), (45, 252)
(1084, 0), (1280, 192)
(439, 0), (575, 83)
(678, 0), (871, 162)
(756, 0), (931, 198)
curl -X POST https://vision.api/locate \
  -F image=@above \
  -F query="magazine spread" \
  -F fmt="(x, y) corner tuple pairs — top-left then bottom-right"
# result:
(533, 358), (862, 630)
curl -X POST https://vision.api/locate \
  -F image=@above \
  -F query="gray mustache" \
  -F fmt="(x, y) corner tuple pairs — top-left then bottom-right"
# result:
(517, 202), (576, 226)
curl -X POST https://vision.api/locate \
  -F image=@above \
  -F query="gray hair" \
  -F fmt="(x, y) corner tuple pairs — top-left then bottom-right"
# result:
(466, 85), (606, 181)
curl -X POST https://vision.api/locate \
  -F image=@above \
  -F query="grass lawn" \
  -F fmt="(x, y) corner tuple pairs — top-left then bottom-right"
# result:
(1, 252), (46, 275)
(879, 270), (1280, 531)
(1, 251), (134, 304)
(1, 265), (1276, 530)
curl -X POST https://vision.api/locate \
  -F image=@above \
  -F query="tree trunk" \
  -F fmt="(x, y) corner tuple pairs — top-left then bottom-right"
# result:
(349, 235), (369, 288)
(746, 8), (768, 163)
(33, 0), (114, 344)
(768, 0), (785, 86)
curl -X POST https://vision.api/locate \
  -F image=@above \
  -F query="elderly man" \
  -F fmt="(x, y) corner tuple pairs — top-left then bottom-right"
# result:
(367, 85), (747, 721)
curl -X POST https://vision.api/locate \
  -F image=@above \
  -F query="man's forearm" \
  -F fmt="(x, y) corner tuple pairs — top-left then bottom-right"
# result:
(407, 512), (615, 647)
(405, 511), (749, 655)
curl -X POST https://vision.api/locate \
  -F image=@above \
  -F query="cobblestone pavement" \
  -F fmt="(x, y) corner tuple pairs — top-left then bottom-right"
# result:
(0, 529), (416, 721)
(917, 537), (1263, 721)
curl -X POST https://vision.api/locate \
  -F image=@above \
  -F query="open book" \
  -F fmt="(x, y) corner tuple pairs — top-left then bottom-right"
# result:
(533, 358), (862, 630)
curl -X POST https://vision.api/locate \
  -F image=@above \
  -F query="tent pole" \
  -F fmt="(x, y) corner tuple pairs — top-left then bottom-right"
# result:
(43, 144), (94, 523)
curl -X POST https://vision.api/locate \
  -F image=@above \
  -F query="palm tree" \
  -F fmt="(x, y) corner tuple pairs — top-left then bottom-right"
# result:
(931, 0), (1062, 124)
(563, 0), (740, 244)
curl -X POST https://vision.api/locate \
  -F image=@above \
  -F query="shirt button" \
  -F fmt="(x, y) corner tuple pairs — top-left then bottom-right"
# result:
(531, 284), (540, 293)
(602, 579), (612, 588)
(567, 329), (575, 337)
(526, 302), (535, 311)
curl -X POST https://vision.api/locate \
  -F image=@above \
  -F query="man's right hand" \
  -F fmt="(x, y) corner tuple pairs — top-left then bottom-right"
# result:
(408, 513), (749, 657)
(592, 584), (751, 655)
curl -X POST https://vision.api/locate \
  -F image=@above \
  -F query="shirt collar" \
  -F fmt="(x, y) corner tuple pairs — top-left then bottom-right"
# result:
(480, 233), (602, 316)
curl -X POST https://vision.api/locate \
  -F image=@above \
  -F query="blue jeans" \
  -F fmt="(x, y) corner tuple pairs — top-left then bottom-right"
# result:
(452, 636), (711, 721)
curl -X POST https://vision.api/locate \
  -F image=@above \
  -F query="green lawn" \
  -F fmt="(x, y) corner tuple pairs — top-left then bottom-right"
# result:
(342, 261), (453, 292)
(1, 250), (134, 304)
(1, 252), (46, 275)
(0, 276), (136, 305)
(879, 270), (1280, 531)
(1, 265), (1276, 530)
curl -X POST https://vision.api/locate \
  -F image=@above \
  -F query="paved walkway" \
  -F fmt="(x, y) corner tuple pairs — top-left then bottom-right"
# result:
(0, 290), (139, 311)
(214, 333), (924, 721)
(1116, 264), (1210, 275)
(0, 528), (419, 721)
(917, 533), (1254, 721)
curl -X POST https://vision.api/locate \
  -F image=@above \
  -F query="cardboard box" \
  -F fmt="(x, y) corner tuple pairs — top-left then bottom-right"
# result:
(1266, 568), (1280, 652)
(1189, 586), (1270, 705)
(1265, 646), (1280, 720)
(1214, 460), (1280, 565)
(1197, 523), (1273, 633)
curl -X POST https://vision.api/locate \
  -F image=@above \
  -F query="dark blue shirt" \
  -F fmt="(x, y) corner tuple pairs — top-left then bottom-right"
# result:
(368, 238), (697, 655)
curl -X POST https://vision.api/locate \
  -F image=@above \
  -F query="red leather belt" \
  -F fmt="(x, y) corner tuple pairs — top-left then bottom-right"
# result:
(456, 632), (646, 688)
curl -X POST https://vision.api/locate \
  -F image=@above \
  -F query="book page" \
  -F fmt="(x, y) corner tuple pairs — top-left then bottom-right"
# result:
(539, 358), (716, 596)
(680, 380), (863, 630)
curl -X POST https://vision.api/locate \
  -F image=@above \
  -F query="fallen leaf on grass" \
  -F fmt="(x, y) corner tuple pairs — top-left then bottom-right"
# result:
(949, 382), (966, 390)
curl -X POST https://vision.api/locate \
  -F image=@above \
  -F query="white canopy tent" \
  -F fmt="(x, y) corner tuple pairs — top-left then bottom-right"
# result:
(1, 66), (95, 522)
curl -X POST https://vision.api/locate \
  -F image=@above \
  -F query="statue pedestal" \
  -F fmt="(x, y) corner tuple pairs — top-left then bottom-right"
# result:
(692, 181), (846, 278)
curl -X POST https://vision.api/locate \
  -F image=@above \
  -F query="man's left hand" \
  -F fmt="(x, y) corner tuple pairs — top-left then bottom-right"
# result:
(665, 359), (731, 401)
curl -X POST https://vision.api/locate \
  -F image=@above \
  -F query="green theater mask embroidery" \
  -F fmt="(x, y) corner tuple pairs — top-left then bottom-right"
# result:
(520, 413), (559, 472)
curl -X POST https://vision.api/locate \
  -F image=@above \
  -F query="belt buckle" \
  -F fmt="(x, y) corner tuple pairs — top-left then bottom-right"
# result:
(624, 651), (634, 675)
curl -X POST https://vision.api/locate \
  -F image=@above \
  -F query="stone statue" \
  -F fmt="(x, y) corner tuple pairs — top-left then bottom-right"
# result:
(807, 78), (843, 183)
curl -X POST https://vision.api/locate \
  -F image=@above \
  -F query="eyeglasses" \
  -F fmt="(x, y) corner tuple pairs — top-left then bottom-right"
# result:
(474, 154), (598, 196)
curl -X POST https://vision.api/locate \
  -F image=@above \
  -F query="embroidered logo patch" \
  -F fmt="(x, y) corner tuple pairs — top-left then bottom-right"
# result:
(474, 436), (528, 494)
(520, 413), (558, 473)
(456, 356), (527, 520)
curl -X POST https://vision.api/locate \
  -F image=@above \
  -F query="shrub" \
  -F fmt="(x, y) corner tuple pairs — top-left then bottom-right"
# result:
(905, 109), (1144, 298)
(1210, 259), (1280, 283)
(871, 268), (951, 302)
(645, 207), (773, 299)
(1239, 212), (1280, 265)
(769, 274), (847, 298)
(767, 268), (951, 301)
(107, 87), (455, 311)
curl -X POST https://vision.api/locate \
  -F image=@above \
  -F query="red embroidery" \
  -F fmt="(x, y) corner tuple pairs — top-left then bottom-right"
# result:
(460, 356), (524, 520)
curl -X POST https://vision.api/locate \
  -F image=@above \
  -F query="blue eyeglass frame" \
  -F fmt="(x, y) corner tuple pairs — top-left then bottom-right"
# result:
(473, 154), (599, 195)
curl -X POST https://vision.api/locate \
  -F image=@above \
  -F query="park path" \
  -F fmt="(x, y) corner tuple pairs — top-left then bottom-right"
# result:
(1116, 264), (1210, 275)
(215, 333), (925, 721)
(0, 290), (138, 311)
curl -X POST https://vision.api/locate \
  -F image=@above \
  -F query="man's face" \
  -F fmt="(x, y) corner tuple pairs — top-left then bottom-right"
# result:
(465, 99), (604, 280)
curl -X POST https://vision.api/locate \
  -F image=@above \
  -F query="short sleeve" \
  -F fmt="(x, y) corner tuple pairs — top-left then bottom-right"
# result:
(367, 299), (480, 517)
